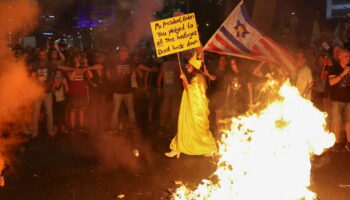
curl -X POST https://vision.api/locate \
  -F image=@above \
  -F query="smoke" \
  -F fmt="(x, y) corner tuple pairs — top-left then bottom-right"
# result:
(0, 0), (42, 175)
(125, 0), (163, 48)
(93, 130), (155, 173)
(98, 0), (163, 49)
(39, 0), (164, 50)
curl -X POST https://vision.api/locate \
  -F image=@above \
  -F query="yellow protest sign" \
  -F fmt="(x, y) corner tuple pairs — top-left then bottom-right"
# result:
(150, 13), (201, 57)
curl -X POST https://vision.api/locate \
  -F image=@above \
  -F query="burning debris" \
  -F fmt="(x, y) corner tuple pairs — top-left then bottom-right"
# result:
(0, 175), (4, 187)
(171, 80), (335, 200)
(133, 149), (140, 157)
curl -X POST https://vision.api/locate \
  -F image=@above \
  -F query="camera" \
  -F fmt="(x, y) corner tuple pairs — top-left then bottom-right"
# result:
(47, 37), (55, 47)
(49, 40), (55, 47)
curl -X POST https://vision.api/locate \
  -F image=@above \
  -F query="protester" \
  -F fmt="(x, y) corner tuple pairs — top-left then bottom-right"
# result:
(295, 50), (313, 99)
(312, 54), (331, 111)
(31, 49), (55, 137)
(165, 53), (217, 158)
(157, 54), (182, 135)
(328, 50), (350, 151)
(66, 54), (91, 133)
(87, 52), (108, 132)
(52, 69), (69, 134)
(225, 58), (253, 117)
(47, 42), (66, 70)
(132, 50), (160, 127)
(107, 46), (137, 133)
(145, 58), (161, 126)
(131, 52), (148, 127)
(210, 55), (229, 132)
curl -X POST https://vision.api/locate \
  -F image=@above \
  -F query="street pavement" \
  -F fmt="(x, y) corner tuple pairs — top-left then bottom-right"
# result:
(0, 126), (349, 200)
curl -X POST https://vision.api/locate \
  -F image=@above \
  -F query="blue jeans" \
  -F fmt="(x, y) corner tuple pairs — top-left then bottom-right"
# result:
(330, 100), (350, 143)
(111, 92), (136, 128)
(33, 93), (53, 135)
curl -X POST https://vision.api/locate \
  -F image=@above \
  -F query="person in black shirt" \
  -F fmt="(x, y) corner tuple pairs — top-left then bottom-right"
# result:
(328, 50), (350, 151)
(225, 58), (253, 117)
(210, 55), (230, 132)
(87, 53), (108, 132)
(31, 49), (54, 137)
(107, 46), (137, 132)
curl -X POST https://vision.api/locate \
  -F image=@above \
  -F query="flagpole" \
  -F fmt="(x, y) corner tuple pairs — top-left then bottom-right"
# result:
(177, 52), (184, 74)
(203, 1), (244, 50)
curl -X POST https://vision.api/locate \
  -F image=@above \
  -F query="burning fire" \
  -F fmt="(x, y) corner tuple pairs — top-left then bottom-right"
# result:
(172, 80), (335, 200)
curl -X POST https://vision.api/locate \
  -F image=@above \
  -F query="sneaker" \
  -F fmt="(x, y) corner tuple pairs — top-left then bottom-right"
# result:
(31, 132), (39, 138)
(67, 126), (77, 134)
(23, 129), (33, 135)
(108, 128), (119, 134)
(78, 127), (88, 134)
(60, 126), (69, 134)
(345, 142), (350, 152)
(49, 130), (57, 137)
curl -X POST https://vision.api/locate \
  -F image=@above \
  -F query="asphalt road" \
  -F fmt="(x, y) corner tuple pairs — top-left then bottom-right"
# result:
(0, 126), (349, 200)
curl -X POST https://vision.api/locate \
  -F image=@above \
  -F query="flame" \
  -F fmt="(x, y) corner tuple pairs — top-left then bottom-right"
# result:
(172, 80), (335, 200)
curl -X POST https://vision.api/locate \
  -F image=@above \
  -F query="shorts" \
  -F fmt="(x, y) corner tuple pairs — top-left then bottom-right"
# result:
(68, 95), (88, 110)
(330, 100), (350, 126)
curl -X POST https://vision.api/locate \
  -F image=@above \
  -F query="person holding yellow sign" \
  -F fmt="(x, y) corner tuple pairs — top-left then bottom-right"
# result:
(165, 53), (217, 158)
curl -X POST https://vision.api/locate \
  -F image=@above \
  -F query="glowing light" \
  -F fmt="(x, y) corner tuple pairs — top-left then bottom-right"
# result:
(42, 32), (53, 36)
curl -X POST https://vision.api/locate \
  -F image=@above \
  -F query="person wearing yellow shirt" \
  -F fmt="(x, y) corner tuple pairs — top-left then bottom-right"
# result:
(165, 53), (217, 158)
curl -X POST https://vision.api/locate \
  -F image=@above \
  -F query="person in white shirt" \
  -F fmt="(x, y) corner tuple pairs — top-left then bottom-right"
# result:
(295, 50), (313, 100)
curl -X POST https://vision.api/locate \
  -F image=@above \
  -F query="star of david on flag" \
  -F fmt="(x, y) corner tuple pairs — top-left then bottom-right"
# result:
(234, 20), (249, 38)
(203, 1), (296, 74)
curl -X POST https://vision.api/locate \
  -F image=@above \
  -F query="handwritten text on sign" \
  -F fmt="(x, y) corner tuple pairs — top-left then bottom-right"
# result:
(150, 13), (200, 57)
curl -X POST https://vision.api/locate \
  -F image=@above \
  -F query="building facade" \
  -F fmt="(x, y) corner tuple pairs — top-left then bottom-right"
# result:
(327, 0), (350, 18)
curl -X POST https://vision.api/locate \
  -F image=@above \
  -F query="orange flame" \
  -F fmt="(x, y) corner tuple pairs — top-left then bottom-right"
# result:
(172, 80), (335, 200)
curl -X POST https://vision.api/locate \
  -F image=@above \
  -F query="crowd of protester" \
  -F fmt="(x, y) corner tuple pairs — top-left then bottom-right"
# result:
(11, 23), (350, 153)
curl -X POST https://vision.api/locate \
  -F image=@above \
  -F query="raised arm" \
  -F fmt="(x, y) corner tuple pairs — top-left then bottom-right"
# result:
(180, 72), (189, 90)
(87, 64), (103, 71)
(329, 66), (350, 86)
(320, 57), (331, 80)
(85, 68), (93, 80)
(252, 61), (266, 78)
(68, 70), (78, 81)
(203, 65), (216, 81)
(57, 65), (75, 71)
(137, 64), (159, 72)
(54, 43), (66, 62)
